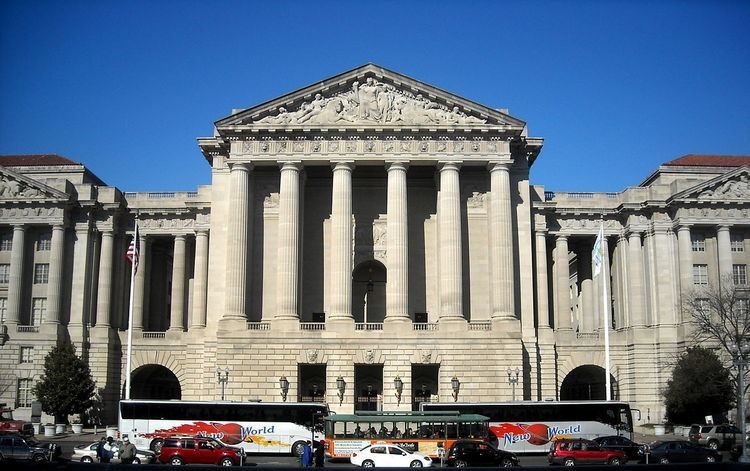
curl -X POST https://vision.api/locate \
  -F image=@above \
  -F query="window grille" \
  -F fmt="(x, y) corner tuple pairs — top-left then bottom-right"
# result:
(33, 264), (49, 284)
(692, 264), (709, 285)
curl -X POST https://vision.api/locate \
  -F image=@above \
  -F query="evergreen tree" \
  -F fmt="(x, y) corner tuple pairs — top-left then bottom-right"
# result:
(32, 342), (96, 423)
(663, 346), (734, 424)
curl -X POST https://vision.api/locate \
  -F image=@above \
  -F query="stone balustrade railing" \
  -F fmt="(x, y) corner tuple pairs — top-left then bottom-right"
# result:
(412, 323), (438, 331)
(355, 323), (383, 331)
(247, 322), (271, 331)
(17, 325), (39, 333)
(468, 321), (492, 331)
(142, 331), (166, 339)
(300, 322), (326, 331)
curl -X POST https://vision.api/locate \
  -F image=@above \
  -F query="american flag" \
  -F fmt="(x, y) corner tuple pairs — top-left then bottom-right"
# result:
(126, 222), (139, 273)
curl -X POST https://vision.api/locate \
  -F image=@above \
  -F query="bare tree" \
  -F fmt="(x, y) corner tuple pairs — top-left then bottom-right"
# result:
(683, 274), (750, 393)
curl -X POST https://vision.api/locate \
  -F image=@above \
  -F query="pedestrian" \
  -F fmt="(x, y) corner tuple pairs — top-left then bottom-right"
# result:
(313, 441), (325, 468)
(301, 440), (313, 467)
(96, 437), (107, 463)
(102, 436), (115, 463)
(119, 436), (137, 465)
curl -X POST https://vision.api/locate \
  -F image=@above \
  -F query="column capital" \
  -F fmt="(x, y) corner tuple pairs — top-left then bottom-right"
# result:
(194, 228), (209, 236)
(535, 229), (549, 237)
(438, 161), (462, 172)
(229, 162), (253, 172)
(174, 234), (187, 242)
(385, 160), (409, 171)
(487, 160), (513, 172)
(675, 223), (692, 233)
(717, 225), (732, 233)
(555, 233), (569, 242)
(12, 224), (27, 232)
(627, 229), (642, 239)
(278, 161), (303, 171)
(331, 161), (355, 172)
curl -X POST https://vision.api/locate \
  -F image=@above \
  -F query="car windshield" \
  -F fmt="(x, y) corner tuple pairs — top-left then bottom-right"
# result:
(209, 439), (224, 448)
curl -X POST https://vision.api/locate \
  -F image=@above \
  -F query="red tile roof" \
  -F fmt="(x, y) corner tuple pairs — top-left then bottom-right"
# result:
(664, 154), (750, 167)
(0, 154), (80, 167)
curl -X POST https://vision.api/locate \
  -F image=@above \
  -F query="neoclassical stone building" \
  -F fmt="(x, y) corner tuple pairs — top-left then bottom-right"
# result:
(1, 64), (748, 425)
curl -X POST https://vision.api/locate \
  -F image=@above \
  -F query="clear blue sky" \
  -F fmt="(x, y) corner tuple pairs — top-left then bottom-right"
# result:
(1, 0), (748, 192)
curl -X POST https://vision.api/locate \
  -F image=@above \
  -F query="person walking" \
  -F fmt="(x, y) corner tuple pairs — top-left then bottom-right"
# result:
(102, 436), (115, 463)
(119, 436), (137, 464)
(301, 440), (313, 467)
(313, 441), (325, 468)
(96, 437), (107, 463)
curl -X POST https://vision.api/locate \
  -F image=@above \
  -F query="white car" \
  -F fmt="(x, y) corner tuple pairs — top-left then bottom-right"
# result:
(72, 441), (155, 464)
(350, 443), (433, 468)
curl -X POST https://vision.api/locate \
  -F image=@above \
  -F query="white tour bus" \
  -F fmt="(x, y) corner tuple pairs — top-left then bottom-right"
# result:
(422, 401), (634, 453)
(119, 400), (328, 456)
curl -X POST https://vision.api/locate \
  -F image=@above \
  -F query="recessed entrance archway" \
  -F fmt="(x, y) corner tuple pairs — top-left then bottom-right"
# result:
(352, 260), (387, 323)
(127, 364), (181, 400)
(560, 365), (618, 401)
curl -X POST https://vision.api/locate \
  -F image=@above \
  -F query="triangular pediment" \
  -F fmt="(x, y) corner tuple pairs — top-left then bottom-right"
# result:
(216, 64), (525, 130)
(671, 166), (750, 202)
(0, 167), (70, 202)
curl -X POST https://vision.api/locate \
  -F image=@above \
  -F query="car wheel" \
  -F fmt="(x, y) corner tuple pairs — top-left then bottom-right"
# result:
(564, 457), (575, 466)
(32, 454), (47, 463)
(170, 456), (184, 466)
(133, 457), (141, 464)
(608, 457), (621, 466)
(706, 455), (716, 463)
(151, 439), (164, 452)
(220, 457), (235, 466)
(455, 459), (468, 467)
(362, 459), (376, 468)
(410, 459), (424, 467)
(500, 457), (515, 467)
(659, 457), (669, 464)
(708, 440), (719, 450)
(81, 456), (94, 463)
(292, 440), (306, 457)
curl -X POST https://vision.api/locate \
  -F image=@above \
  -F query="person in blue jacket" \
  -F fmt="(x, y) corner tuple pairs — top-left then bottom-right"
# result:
(301, 440), (313, 467)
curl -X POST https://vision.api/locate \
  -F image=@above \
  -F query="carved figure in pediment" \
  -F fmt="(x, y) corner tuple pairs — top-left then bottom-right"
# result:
(700, 174), (750, 199)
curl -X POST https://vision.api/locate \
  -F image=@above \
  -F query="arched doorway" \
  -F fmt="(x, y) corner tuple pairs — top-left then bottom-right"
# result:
(560, 365), (618, 400)
(352, 260), (387, 323)
(128, 364), (181, 400)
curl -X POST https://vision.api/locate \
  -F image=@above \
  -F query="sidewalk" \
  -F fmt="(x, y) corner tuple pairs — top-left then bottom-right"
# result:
(41, 428), (110, 443)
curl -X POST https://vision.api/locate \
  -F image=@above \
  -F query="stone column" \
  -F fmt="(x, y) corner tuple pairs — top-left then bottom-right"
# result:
(580, 245), (594, 332)
(599, 235), (611, 330)
(69, 226), (91, 331)
(628, 231), (647, 327)
(677, 225), (693, 295)
(554, 234), (572, 330)
(191, 230), (209, 328)
(535, 231), (550, 329)
(223, 163), (252, 322)
(438, 162), (464, 321)
(717, 225), (733, 281)
(276, 162), (302, 320)
(95, 230), (115, 327)
(6, 225), (26, 326)
(43, 225), (65, 325)
(132, 234), (148, 330)
(169, 235), (186, 332)
(329, 162), (354, 321)
(488, 162), (515, 320)
(386, 161), (409, 321)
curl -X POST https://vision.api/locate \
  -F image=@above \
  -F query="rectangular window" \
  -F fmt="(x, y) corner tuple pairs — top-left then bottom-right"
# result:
(691, 234), (706, 252)
(697, 298), (710, 313)
(33, 264), (49, 284)
(31, 298), (46, 326)
(0, 297), (6, 324)
(0, 233), (12, 251)
(17, 378), (33, 407)
(0, 264), (9, 284)
(36, 232), (51, 251)
(738, 299), (749, 317)
(19, 347), (33, 364)
(693, 264), (709, 285)
(734, 264), (748, 285)
(731, 233), (745, 252)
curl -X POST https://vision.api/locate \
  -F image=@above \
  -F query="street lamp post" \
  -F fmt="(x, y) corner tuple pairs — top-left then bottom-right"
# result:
(507, 367), (520, 401)
(732, 342), (750, 463)
(279, 376), (290, 402)
(216, 368), (230, 401)
(451, 377), (460, 402)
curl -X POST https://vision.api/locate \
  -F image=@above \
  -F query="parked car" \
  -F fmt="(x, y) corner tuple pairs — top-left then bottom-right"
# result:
(548, 438), (627, 466)
(646, 440), (721, 464)
(0, 404), (34, 437)
(444, 439), (519, 467)
(158, 436), (244, 466)
(0, 433), (60, 463)
(593, 435), (645, 461)
(350, 443), (433, 468)
(689, 424), (743, 450)
(72, 440), (156, 464)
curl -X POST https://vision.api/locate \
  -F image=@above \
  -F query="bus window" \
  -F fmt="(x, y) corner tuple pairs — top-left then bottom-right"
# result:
(333, 421), (346, 438)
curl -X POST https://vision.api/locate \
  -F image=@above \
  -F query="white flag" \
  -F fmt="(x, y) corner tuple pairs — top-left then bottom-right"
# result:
(593, 223), (604, 277)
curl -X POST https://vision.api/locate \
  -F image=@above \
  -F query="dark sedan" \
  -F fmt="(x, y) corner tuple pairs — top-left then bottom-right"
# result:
(593, 435), (645, 461)
(646, 440), (721, 464)
(444, 440), (519, 467)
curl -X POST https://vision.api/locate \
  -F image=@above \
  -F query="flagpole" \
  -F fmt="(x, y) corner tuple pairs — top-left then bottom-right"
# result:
(124, 220), (137, 400)
(600, 220), (612, 401)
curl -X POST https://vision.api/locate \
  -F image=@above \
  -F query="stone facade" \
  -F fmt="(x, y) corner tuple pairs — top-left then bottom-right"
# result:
(0, 65), (748, 427)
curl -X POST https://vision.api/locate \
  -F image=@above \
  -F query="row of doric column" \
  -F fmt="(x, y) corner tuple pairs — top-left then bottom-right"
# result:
(538, 224), (743, 332)
(221, 160), (517, 323)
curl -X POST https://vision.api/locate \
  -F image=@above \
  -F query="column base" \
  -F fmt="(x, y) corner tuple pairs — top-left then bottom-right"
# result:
(272, 317), (301, 332)
(383, 316), (411, 333)
(218, 317), (248, 336)
(327, 317), (355, 334)
(166, 329), (185, 340)
(491, 317), (522, 337)
(438, 317), (468, 332)
(40, 322), (66, 339)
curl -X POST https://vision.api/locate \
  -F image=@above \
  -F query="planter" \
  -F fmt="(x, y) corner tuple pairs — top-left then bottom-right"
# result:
(673, 425), (685, 436)
(106, 426), (118, 438)
(71, 423), (84, 434)
(55, 423), (66, 434)
(32, 423), (42, 435)
(43, 425), (56, 437)
(654, 424), (666, 436)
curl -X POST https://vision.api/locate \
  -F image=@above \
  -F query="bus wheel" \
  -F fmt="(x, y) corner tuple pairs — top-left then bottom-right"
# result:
(291, 441), (306, 457)
(151, 439), (164, 452)
(564, 458), (575, 466)
(455, 459), (468, 467)
(410, 460), (423, 467)
(362, 460), (375, 468)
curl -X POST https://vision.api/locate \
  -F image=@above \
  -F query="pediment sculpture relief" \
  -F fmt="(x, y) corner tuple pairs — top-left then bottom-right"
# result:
(698, 174), (750, 200)
(0, 175), (48, 199)
(256, 77), (487, 126)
